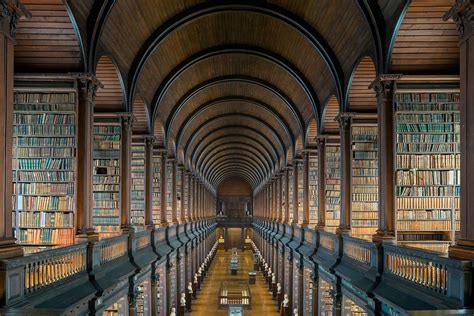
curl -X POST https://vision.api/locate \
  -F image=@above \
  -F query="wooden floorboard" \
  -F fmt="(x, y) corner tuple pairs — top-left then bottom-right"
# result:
(190, 249), (279, 315)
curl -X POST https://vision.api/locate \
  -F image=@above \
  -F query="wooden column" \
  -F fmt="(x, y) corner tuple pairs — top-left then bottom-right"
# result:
(337, 113), (352, 234)
(445, 1), (474, 258)
(0, 3), (29, 258)
(185, 171), (191, 222)
(273, 177), (278, 220)
(144, 136), (154, 229)
(278, 173), (283, 222)
(316, 137), (326, 229)
(180, 166), (186, 223)
(293, 159), (301, 225)
(302, 152), (310, 227)
(160, 151), (167, 226)
(120, 114), (133, 232)
(369, 75), (401, 242)
(170, 158), (178, 224)
(76, 74), (101, 238)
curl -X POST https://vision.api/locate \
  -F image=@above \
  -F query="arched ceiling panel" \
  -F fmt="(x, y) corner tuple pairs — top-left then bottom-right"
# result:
(95, 56), (125, 112)
(210, 163), (261, 189)
(322, 95), (340, 134)
(306, 118), (318, 148)
(391, 0), (459, 74)
(16, 0), (82, 72)
(153, 118), (165, 148)
(132, 96), (149, 134)
(347, 57), (377, 112)
(215, 169), (259, 190)
(165, 81), (302, 142)
(154, 54), (313, 123)
(204, 155), (266, 183)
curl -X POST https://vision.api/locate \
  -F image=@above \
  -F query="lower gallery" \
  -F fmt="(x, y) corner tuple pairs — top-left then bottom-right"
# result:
(0, 0), (473, 315)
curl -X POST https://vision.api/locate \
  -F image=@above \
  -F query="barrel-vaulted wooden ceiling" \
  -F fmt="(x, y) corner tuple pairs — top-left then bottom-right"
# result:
(16, 0), (459, 192)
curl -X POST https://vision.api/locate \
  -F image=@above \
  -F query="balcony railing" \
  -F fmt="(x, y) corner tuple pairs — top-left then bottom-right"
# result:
(216, 215), (253, 227)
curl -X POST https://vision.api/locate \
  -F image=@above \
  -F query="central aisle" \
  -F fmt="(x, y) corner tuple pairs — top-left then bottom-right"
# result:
(191, 249), (279, 315)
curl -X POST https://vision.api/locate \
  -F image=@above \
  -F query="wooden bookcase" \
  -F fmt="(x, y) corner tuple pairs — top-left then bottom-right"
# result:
(176, 166), (182, 222)
(308, 151), (318, 226)
(287, 167), (294, 222)
(351, 121), (379, 240)
(394, 90), (460, 253)
(165, 160), (173, 223)
(12, 90), (77, 253)
(325, 142), (341, 231)
(296, 160), (304, 223)
(93, 116), (121, 238)
(152, 150), (162, 226)
(131, 139), (145, 230)
(318, 278), (334, 315)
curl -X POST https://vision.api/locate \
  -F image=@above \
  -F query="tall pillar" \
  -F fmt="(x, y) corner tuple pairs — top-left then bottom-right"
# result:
(293, 159), (301, 225)
(170, 159), (178, 224)
(120, 114), (133, 232)
(284, 167), (291, 223)
(316, 137), (326, 229)
(302, 152), (310, 227)
(160, 151), (167, 225)
(445, 1), (474, 258)
(369, 75), (401, 242)
(273, 178), (278, 220)
(144, 136), (154, 229)
(76, 74), (101, 238)
(278, 173), (283, 222)
(337, 113), (352, 234)
(0, 3), (29, 258)
(180, 167), (186, 223)
(185, 172), (191, 222)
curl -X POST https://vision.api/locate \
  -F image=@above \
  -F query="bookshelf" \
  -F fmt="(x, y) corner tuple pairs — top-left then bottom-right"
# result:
(342, 295), (367, 316)
(318, 278), (334, 315)
(351, 123), (378, 240)
(131, 141), (145, 231)
(288, 168), (294, 222)
(282, 170), (287, 222)
(395, 92), (460, 253)
(136, 279), (151, 316)
(93, 119), (121, 238)
(308, 152), (318, 225)
(325, 143), (341, 231)
(303, 267), (314, 315)
(165, 160), (173, 223)
(12, 91), (77, 252)
(183, 172), (189, 221)
(296, 160), (304, 224)
(176, 166), (182, 222)
(152, 151), (162, 226)
(103, 296), (127, 316)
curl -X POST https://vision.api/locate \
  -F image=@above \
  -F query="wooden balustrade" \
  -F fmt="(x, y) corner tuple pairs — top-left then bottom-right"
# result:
(319, 232), (335, 252)
(135, 231), (151, 250)
(98, 235), (128, 265)
(21, 243), (87, 294)
(342, 236), (371, 265)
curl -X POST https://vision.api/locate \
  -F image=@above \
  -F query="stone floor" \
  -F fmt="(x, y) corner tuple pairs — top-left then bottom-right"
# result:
(190, 249), (279, 315)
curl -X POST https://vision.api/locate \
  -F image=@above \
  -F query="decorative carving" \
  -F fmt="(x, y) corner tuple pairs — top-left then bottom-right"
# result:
(444, 0), (473, 40)
(119, 113), (134, 130)
(335, 112), (353, 130)
(0, 0), (31, 39)
(368, 74), (402, 99)
(145, 135), (155, 148)
(316, 136), (326, 148)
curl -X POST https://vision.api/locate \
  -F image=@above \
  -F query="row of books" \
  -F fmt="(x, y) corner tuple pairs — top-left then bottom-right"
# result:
(94, 141), (120, 149)
(14, 195), (74, 211)
(396, 123), (458, 133)
(93, 175), (119, 184)
(396, 143), (459, 152)
(352, 219), (378, 226)
(397, 209), (458, 220)
(93, 200), (119, 208)
(397, 113), (457, 123)
(353, 151), (377, 159)
(14, 171), (74, 182)
(14, 103), (75, 112)
(13, 125), (75, 136)
(396, 154), (459, 169)
(353, 168), (378, 176)
(13, 211), (73, 228)
(308, 154), (319, 225)
(94, 126), (121, 135)
(396, 170), (459, 185)
(15, 228), (74, 245)
(93, 184), (120, 192)
(95, 159), (120, 167)
(397, 197), (460, 209)
(397, 133), (459, 143)
(13, 182), (74, 195)
(92, 209), (119, 216)
(14, 158), (74, 170)
(14, 137), (76, 147)
(94, 150), (120, 159)
(131, 144), (146, 230)
(14, 113), (75, 125)
(352, 210), (378, 219)
(396, 186), (460, 197)
(396, 92), (460, 103)
(13, 147), (74, 157)
(92, 217), (120, 225)
(353, 193), (378, 202)
(14, 92), (75, 104)
(396, 221), (453, 231)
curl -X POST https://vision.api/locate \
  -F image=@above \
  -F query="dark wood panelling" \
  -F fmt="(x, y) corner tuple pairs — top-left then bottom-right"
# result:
(153, 119), (165, 148)
(306, 118), (318, 147)
(95, 56), (124, 111)
(391, 0), (459, 74)
(322, 96), (340, 133)
(218, 177), (252, 196)
(348, 57), (377, 111)
(132, 96), (149, 134)
(15, 0), (82, 72)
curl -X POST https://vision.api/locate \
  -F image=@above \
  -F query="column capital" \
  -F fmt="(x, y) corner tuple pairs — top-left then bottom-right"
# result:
(369, 74), (403, 98)
(0, 0), (31, 40)
(444, 0), (474, 41)
(335, 112), (355, 130)
(144, 135), (155, 146)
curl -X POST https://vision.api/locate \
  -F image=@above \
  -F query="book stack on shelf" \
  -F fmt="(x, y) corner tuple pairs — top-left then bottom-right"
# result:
(325, 144), (341, 231)
(296, 161), (304, 224)
(136, 280), (150, 316)
(103, 296), (127, 316)
(176, 166), (182, 222)
(131, 142), (145, 230)
(303, 267), (314, 315)
(152, 152), (162, 226)
(281, 170), (287, 222)
(351, 124), (378, 240)
(287, 168), (294, 222)
(308, 152), (318, 225)
(183, 172), (188, 221)
(343, 296), (367, 316)
(395, 92), (460, 253)
(166, 161), (173, 223)
(318, 278), (334, 315)
(93, 122), (121, 238)
(12, 92), (77, 253)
